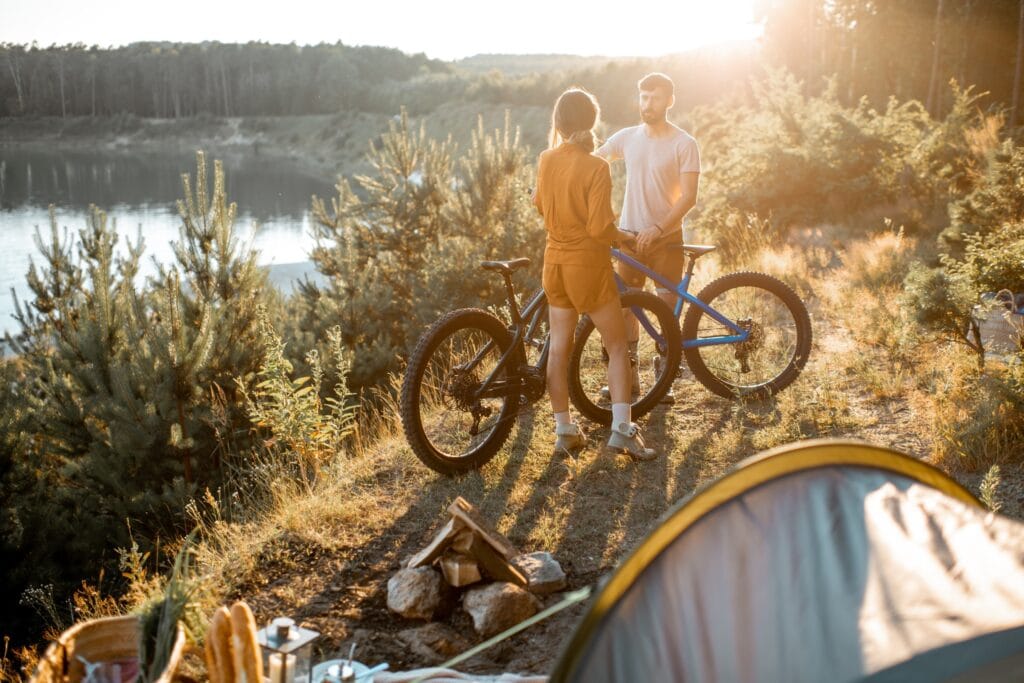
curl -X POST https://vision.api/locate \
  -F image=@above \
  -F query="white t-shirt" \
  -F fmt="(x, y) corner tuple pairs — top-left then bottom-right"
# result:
(597, 124), (701, 238)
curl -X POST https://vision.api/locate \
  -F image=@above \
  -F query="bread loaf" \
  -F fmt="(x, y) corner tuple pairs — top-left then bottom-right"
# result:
(229, 601), (263, 683)
(206, 605), (235, 683)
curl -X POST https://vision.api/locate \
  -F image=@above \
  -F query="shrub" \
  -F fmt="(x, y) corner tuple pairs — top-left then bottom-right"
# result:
(943, 139), (1024, 259)
(950, 219), (1024, 294)
(1, 153), (273, 621)
(900, 262), (980, 356)
(929, 353), (1024, 470)
(239, 311), (356, 485)
(691, 72), (992, 247)
(298, 111), (540, 393)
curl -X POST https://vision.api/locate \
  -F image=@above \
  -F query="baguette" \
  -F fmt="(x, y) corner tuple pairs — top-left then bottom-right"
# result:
(207, 606), (235, 683)
(204, 629), (219, 683)
(230, 601), (264, 683)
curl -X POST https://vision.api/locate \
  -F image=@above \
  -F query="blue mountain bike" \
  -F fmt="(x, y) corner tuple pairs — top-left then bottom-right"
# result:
(568, 243), (813, 424)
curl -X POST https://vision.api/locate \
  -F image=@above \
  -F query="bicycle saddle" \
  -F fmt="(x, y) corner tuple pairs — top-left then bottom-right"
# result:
(680, 244), (717, 259)
(481, 258), (531, 273)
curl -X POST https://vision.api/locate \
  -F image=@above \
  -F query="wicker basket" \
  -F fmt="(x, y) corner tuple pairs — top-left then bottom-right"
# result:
(31, 615), (185, 683)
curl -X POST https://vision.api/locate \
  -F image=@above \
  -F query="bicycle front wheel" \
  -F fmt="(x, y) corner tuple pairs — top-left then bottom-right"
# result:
(681, 272), (812, 400)
(400, 309), (518, 475)
(568, 290), (681, 425)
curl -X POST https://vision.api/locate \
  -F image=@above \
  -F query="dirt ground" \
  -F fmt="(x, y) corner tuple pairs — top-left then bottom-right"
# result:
(179, 316), (1024, 681)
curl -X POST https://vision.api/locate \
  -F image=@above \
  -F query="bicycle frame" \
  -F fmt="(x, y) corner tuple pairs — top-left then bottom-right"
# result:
(469, 287), (550, 401)
(611, 247), (750, 350)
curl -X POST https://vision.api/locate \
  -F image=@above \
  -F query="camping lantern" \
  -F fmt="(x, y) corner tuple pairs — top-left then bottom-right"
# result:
(256, 617), (319, 683)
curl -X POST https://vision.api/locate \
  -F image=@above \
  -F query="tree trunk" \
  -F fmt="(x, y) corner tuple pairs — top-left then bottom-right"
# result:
(806, 0), (816, 92)
(957, 0), (974, 88)
(1013, 0), (1024, 126)
(177, 399), (192, 484)
(6, 52), (25, 113)
(220, 59), (231, 117)
(848, 41), (858, 103)
(58, 56), (67, 119)
(926, 0), (946, 117)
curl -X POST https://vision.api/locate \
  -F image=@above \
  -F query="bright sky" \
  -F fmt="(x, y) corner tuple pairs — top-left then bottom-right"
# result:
(0, 0), (762, 60)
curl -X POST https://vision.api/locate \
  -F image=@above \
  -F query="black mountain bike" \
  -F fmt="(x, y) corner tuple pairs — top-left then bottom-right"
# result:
(400, 257), (680, 475)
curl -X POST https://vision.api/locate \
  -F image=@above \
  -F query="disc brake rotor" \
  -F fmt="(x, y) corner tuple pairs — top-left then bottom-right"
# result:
(735, 318), (765, 374)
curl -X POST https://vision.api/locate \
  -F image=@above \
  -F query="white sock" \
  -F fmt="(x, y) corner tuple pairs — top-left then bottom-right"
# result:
(611, 403), (631, 429)
(554, 411), (573, 428)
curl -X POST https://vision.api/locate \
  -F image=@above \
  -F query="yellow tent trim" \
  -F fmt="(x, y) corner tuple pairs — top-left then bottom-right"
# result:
(550, 439), (982, 682)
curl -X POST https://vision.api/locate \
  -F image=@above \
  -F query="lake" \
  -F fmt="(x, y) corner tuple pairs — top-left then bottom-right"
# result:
(0, 147), (336, 337)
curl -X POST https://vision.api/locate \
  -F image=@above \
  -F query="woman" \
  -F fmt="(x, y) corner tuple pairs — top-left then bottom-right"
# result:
(533, 88), (655, 460)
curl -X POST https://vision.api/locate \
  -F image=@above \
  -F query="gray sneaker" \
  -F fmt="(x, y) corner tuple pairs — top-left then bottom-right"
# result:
(607, 422), (656, 461)
(554, 423), (587, 454)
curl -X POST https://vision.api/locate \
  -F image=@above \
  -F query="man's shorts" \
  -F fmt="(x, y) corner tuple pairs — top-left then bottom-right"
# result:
(543, 262), (619, 313)
(616, 243), (685, 294)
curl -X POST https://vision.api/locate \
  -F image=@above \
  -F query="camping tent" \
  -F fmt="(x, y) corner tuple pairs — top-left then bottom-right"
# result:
(549, 440), (1024, 682)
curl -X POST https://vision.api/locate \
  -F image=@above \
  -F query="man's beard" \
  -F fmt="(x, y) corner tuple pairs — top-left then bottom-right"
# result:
(641, 109), (665, 124)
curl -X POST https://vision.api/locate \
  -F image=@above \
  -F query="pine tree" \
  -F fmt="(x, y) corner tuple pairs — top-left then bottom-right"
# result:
(304, 109), (456, 389)
(2, 153), (272, 595)
(299, 111), (539, 392)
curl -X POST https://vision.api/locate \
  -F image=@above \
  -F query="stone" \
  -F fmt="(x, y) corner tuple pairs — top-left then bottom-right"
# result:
(512, 551), (568, 595)
(463, 582), (540, 637)
(387, 567), (447, 620)
(397, 623), (472, 664)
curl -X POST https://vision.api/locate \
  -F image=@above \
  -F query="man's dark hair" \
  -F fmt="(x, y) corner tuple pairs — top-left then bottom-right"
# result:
(638, 72), (674, 96)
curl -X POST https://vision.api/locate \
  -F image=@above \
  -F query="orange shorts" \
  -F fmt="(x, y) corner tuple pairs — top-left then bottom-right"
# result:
(543, 262), (620, 313)
(616, 243), (685, 293)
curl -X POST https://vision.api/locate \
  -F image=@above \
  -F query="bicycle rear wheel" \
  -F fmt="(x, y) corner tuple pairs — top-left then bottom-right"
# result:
(568, 290), (681, 425)
(401, 308), (518, 475)
(681, 272), (812, 399)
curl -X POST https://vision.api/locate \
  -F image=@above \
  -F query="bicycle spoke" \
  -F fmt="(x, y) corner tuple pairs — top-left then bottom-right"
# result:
(569, 291), (681, 424)
(684, 273), (810, 398)
(413, 321), (512, 462)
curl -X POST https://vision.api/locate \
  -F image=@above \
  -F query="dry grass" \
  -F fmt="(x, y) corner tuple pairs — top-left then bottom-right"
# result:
(9, 230), (1014, 681)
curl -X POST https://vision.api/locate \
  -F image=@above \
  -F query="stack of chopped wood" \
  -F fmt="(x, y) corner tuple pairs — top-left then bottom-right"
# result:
(387, 497), (568, 638)
(407, 497), (528, 588)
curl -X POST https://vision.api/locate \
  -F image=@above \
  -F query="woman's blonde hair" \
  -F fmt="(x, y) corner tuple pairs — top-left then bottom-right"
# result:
(548, 87), (600, 152)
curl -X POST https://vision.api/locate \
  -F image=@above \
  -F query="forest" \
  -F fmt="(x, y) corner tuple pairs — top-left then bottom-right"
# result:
(1, 0), (1024, 678)
(2, 1), (1023, 124)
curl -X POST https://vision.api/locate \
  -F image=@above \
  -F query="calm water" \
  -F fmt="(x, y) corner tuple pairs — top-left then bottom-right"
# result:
(0, 148), (336, 336)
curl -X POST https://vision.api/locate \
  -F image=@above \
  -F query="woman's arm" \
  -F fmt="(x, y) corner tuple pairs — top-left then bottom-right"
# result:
(585, 164), (619, 244)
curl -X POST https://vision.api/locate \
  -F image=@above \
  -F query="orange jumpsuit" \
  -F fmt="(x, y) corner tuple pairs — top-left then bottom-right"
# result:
(534, 143), (620, 313)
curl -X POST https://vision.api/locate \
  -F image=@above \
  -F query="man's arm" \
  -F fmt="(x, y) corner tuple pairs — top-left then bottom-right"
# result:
(659, 171), (700, 228)
(595, 130), (623, 162)
(636, 172), (700, 252)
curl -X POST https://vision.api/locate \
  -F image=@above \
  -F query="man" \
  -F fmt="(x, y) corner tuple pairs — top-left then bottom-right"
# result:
(597, 72), (701, 403)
